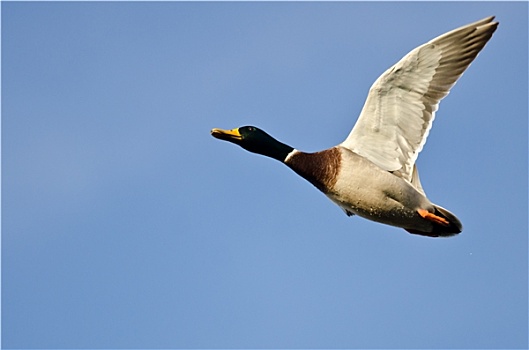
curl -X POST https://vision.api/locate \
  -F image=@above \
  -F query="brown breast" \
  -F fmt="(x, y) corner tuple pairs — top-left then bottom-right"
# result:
(286, 147), (341, 193)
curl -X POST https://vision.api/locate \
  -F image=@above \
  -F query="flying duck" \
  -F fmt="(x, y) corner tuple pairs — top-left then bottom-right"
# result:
(211, 16), (498, 237)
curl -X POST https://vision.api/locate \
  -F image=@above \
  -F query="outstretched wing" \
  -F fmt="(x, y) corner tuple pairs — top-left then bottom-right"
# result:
(341, 16), (498, 182)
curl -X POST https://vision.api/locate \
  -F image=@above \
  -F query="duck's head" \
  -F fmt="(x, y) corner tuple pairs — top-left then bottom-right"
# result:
(211, 126), (294, 162)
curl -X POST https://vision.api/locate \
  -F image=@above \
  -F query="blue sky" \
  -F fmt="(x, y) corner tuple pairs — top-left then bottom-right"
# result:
(2, 2), (527, 348)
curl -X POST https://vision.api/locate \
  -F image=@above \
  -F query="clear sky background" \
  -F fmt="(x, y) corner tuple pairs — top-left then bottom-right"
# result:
(2, 2), (527, 349)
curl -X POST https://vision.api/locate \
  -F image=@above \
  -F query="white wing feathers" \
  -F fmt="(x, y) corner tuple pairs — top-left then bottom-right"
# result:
(341, 16), (498, 182)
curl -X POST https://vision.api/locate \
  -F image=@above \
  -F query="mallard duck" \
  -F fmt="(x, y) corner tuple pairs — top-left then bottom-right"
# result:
(211, 16), (498, 237)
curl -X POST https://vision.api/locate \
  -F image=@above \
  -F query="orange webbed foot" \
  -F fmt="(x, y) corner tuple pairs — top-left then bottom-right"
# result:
(418, 209), (449, 226)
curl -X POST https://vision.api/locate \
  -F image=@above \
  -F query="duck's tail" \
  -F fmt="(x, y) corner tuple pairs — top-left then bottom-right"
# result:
(432, 205), (463, 236)
(406, 166), (462, 237)
(405, 205), (463, 238)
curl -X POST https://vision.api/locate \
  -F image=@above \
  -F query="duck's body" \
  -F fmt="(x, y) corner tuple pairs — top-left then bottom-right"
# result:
(211, 17), (498, 237)
(286, 146), (460, 236)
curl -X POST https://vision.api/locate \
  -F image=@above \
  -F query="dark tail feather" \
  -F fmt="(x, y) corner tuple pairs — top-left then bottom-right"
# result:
(406, 205), (463, 238)
(434, 205), (463, 236)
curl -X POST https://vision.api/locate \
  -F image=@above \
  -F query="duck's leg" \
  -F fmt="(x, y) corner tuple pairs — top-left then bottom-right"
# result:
(418, 209), (449, 226)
